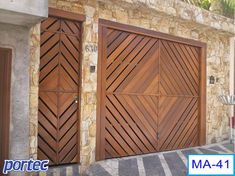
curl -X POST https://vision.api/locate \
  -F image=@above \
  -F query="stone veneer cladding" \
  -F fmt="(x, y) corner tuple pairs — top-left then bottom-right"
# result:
(29, 0), (235, 173)
(29, 24), (40, 160)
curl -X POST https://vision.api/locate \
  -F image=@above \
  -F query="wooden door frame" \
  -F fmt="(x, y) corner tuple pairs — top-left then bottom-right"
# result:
(96, 19), (207, 161)
(49, 7), (86, 22)
(39, 8), (85, 163)
(0, 48), (12, 169)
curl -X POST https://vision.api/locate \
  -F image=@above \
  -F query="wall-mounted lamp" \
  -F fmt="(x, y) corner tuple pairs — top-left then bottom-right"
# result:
(90, 65), (96, 73)
(209, 75), (215, 84)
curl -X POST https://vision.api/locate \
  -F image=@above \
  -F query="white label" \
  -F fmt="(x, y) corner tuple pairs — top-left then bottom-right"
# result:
(188, 155), (234, 175)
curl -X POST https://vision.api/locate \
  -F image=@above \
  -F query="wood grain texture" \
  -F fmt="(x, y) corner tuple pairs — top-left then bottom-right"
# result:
(97, 20), (206, 161)
(0, 48), (11, 173)
(38, 12), (82, 165)
(49, 8), (85, 22)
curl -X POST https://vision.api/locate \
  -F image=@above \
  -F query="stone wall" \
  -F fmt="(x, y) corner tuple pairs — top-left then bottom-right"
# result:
(29, 0), (235, 173)
(29, 24), (41, 160)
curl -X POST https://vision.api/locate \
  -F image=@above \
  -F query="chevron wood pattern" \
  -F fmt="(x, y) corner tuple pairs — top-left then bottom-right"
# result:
(98, 22), (204, 160)
(38, 16), (81, 165)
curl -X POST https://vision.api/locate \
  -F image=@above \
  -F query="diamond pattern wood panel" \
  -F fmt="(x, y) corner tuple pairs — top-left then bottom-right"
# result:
(38, 16), (81, 165)
(98, 22), (204, 160)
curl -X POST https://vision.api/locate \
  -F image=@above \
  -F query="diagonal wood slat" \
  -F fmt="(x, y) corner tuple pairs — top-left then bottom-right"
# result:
(38, 14), (81, 165)
(115, 41), (159, 94)
(106, 35), (144, 77)
(61, 19), (81, 35)
(158, 97), (199, 151)
(105, 99), (150, 153)
(160, 40), (199, 96)
(98, 25), (202, 160)
(106, 38), (157, 92)
(41, 17), (60, 32)
(38, 136), (57, 164)
(105, 112), (142, 155)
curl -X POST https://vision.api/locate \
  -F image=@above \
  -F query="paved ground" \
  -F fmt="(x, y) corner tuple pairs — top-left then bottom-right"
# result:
(42, 165), (79, 176)
(85, 142), (234, 176)
(39, 141), (234, 176)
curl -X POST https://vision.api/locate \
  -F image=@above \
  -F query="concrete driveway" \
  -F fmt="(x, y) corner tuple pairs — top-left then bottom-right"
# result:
(86, 142), (234, 176)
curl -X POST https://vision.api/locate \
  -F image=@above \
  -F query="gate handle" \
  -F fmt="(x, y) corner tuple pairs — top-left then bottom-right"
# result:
(74, 96), (79, 104)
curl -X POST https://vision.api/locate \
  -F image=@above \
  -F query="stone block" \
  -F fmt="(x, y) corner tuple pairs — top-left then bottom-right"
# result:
(89, 123), (96, 137)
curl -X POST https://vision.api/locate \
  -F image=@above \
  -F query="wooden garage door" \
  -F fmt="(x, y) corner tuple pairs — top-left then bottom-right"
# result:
(97, 19), (206, 160)
(38, 9), (84, 165)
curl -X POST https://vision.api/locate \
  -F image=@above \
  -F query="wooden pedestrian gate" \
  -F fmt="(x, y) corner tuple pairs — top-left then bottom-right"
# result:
(97, 19), (206, 160)
(38, 9), (84, 165)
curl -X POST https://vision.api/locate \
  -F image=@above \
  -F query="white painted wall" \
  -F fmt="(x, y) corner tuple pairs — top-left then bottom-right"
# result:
(0, 0), (48, 17)
(0, 0), (48, 26)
